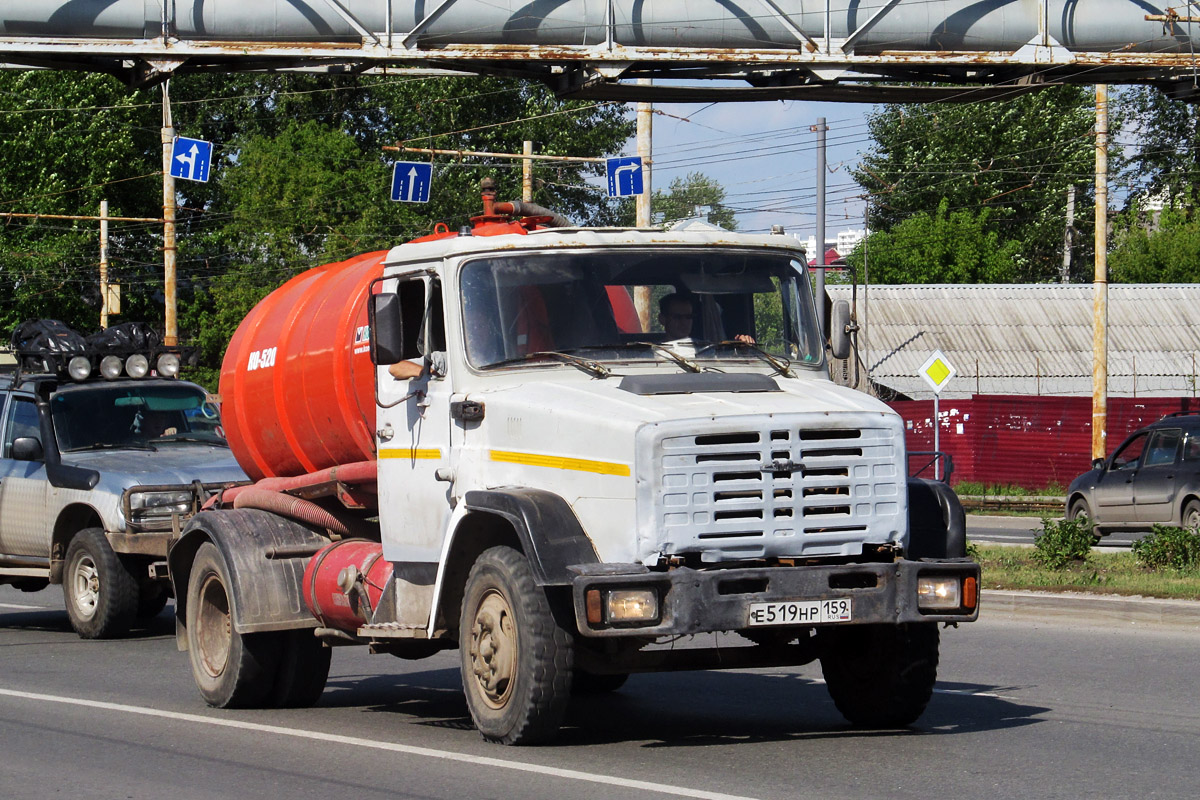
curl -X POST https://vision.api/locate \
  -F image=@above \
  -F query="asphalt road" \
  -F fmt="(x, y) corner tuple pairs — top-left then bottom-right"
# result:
(967, 515), (1141, 548)
(2, 585), (1198, 800)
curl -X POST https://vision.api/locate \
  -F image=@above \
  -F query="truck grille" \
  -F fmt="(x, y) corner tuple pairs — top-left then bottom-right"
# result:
(640, 417), (905, 562)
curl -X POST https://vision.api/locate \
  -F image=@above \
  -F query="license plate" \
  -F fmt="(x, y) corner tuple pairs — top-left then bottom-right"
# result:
(747, 598), (853, 626)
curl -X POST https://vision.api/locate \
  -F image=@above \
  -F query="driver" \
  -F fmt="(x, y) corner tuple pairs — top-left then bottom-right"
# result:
(658, 293), (696, 340)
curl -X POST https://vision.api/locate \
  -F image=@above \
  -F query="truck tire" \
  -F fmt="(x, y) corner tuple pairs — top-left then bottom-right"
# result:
(185, 542), (281, 708)
(268, 629), (331, 709)
(819, 622), (939, 728)
(459, 546), (573, 744)
(63, 528), (139, 639)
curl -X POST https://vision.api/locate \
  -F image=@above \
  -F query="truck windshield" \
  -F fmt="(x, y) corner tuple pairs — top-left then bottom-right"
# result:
(52, 384), (227, 452)
(459, 249), (823, 371)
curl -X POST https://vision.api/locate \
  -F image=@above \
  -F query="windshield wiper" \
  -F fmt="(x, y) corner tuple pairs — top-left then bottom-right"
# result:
(483, 350), (611, 378)
(697, 340), (795, 378)
(149, 435), (229, 447)
(626, 342), (702, 373)
(64, 442), (157, 453)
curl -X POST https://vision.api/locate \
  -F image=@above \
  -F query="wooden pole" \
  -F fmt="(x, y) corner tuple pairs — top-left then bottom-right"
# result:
(162, 81), (178, 346)
(99, 199), (109, 329)
(1092, 84), (1109, 460)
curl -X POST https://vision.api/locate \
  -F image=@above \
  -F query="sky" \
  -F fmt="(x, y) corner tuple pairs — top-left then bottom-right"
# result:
(637, 99), (877, 236)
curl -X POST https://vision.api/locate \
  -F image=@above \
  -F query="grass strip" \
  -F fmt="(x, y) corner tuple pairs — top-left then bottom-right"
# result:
(973, 544), (1200, 601)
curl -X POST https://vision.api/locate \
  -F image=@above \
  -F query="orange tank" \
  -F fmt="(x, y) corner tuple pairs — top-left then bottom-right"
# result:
(220, 218), (540, 480)
(220, 251), (387, 480)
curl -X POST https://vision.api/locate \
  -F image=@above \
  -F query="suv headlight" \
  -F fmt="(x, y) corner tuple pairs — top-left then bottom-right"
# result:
(129, 490), (193, 517)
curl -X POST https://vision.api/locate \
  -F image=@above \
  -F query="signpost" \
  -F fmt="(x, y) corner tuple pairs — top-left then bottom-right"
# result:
(391, 162), (433, 203)
(606, 156), (644, 198)
(169, 136), (213, 183)
(919, 350), (956, 480)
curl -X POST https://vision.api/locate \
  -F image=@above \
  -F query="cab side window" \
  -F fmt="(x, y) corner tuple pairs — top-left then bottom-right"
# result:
(2, 397), (40, 459)
(1143, 429), (1182, 467)
(1111, 432), (1148, 470)
(1184, 433), (1200, 462)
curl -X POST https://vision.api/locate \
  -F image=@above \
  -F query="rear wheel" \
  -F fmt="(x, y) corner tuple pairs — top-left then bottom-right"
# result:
(185, 542), (280, 708)
(268, 629), (331, 708)
(819, 623), (940, 728)
(459, 546), (573, 745)
(1183, 500), (1200, 531)
(62, 529), (139, 639)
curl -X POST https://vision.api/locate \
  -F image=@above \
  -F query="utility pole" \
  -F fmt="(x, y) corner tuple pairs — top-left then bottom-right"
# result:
(100, 199), (110, 329)
(813, 117), (828, 332)
(634, 77), (654, 330)
(1061, 184), (1075, 284)
(522, 140), (533, 202)
(1093, 85), (1109, 461)
(161, 80), (178, 346)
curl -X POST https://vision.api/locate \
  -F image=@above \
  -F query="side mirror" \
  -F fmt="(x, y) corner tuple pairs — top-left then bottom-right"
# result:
(369, 293), (404, 365)
(828, 299), (851, 360)
(11, 436), (43, 462)
(1092, 457), (1107, 471)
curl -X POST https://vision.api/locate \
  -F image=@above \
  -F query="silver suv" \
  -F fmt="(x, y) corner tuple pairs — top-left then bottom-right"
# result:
(0, 337), (246, 638)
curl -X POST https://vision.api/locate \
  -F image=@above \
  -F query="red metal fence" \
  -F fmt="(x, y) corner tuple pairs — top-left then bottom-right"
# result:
(890, 395), (1200, 491)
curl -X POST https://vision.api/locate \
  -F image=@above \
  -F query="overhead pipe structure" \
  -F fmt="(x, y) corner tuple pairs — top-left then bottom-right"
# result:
(4, 1), (1200, 100)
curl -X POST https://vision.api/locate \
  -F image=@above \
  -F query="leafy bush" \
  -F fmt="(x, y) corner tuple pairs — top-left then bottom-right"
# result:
(1132, 525), (1200, 571)
(1032, 517), (1095, 569)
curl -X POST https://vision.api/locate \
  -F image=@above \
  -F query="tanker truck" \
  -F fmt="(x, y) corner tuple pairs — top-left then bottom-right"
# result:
(168, 182), (979, 744)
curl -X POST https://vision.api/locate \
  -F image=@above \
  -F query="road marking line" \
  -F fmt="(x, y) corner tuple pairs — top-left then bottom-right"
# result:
(0, 602), (43, 610)
(0, 688), (759, 800)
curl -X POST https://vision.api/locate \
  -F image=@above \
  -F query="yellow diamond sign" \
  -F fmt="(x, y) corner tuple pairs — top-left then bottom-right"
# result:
(919, 350), (956, 394)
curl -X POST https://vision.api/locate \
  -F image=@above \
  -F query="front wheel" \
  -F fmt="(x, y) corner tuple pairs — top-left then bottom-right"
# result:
(459, 546), (573, 745)
(62, 528), (139, 639)
(819, 623), (940, 728)
(1069, 499), (1102, 541)
(185, 542), (280, 708)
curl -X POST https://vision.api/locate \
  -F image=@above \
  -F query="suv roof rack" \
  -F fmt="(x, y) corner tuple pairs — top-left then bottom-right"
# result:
(1161, 410), (1200, 419)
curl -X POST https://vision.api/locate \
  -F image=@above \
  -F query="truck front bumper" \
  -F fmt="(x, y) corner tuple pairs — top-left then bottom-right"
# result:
(569, 559), (980, 638)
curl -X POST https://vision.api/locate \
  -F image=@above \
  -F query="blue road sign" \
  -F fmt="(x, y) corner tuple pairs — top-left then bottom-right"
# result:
(170, 136), (213, 183)
(606, 156), (644, 197)
(391, 162), (433, 203)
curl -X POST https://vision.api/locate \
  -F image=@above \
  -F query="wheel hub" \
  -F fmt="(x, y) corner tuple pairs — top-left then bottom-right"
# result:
(72, 556), (99, 620)
(468, 590), (516, 709)
(195, 574), (232, 679)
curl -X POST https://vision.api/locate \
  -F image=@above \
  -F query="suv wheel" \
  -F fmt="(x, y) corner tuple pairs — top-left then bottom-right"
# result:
(63, 528), (139, 639)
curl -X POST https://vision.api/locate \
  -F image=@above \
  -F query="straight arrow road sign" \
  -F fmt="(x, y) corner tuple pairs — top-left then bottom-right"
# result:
(391, 162), (433, 203)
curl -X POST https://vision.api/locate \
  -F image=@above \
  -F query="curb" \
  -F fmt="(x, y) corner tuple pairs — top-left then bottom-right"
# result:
(982, 589), (1200, 630)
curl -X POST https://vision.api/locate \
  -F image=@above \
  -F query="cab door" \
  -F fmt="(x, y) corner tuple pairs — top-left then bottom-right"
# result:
(374, 275), (454, 564)
(1134, 428), (1182, 523)
(0, 393), (51, 557)
(1092, 431), (1146, 525)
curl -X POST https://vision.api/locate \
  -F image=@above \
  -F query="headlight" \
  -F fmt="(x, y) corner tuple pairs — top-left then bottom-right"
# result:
(129, 489), (193, 517)
(156, 352), (181, 378)
(68, 356), (92, 381)
(125, 354), (150, 379)
(587, 587), (660, 626)
(100, 355), (123, 379)
(917, 575), (962, 610)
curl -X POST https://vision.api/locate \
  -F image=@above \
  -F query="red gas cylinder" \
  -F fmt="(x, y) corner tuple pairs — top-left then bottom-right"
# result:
(302, 539), (394, 632)
(219, 251), (387, 480)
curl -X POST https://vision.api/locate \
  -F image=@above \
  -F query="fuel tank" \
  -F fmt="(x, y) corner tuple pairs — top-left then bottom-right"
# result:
(302, 538), (394, 633)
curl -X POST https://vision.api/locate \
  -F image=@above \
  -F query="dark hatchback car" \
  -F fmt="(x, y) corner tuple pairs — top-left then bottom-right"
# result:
(1067, 412), (1200, 535)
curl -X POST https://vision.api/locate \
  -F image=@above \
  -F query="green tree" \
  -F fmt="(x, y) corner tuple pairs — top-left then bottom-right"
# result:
(0, 72), (160, 335)
(1113, 86), (1200, 208)
(845, 200), (1021, 284)
(652, 172), (736, 230)
(853, 87), (1097, 282)
(1110, 206), (1200, 283)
